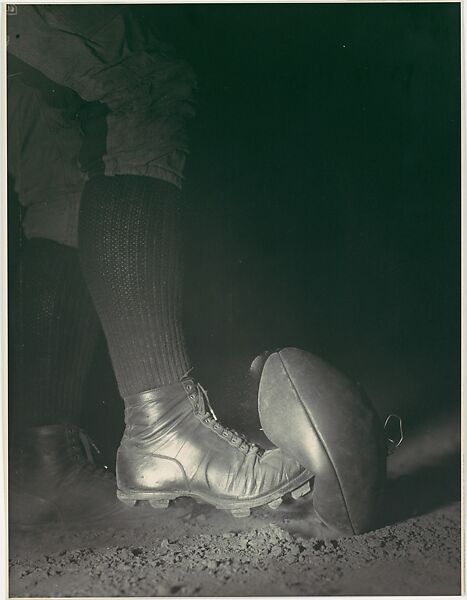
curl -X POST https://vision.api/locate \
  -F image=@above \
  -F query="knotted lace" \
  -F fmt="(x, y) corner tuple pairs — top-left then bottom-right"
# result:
(76, 429), (114, 480)
(189, 382), (261, 455)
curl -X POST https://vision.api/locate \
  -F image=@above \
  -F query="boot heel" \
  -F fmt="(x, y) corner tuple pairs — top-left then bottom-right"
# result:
(118, 497), (138, 507)
(117, 489), (153, 506)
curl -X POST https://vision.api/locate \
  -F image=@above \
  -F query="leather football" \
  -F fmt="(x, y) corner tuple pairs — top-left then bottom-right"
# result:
(258, 347), (387, 535)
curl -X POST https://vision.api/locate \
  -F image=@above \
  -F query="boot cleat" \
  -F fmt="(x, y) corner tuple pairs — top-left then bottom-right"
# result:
(230, 507), (251, 518)
(267, 498), (283, 510)
(291, 481), (312, 500)
(149, 499), (170, 510)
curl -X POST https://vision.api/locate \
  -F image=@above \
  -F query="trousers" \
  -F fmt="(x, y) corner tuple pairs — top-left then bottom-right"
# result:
(7, 5), (197, 247)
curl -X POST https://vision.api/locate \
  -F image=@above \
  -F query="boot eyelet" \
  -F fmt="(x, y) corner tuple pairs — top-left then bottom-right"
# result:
(222, 430), (229, 437)
(189, 393), (196, 400)
(185, 384), (192, 391)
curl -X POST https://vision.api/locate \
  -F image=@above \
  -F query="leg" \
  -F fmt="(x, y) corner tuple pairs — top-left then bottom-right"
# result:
(78, 174), (312, 516)
(11, 238), (100, 430)
(78, 175), (190, 397)
(9, 238), (136, 527)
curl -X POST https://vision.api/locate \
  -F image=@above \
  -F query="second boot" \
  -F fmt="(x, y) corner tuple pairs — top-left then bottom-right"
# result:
(10, 424), (144, 528)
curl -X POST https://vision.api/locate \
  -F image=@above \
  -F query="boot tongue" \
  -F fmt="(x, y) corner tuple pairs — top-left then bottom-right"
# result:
(190, 382), (219, 420)
(194, 392), (208, 415)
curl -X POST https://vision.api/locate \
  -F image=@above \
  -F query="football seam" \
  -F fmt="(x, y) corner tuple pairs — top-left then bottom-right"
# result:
(277, 350), (357, 535)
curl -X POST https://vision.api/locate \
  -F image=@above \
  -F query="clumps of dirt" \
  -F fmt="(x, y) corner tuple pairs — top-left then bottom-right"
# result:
(9, 502), (461, 597)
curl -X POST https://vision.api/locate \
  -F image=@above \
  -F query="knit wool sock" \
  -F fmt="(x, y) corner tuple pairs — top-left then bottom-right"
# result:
(11, 239), (101, 430)
(78, 175), (191, 398)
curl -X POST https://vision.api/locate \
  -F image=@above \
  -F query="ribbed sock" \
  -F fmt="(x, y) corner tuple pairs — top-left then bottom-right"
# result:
(78, 175), (191, 397)
(11, 238), (101, 430)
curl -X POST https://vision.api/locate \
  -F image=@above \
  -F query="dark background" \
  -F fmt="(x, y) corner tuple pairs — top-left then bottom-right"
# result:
(11, 3), (461, 462)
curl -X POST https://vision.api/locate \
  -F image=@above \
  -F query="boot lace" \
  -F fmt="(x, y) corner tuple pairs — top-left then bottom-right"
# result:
(76, 429), (115, 480)
(187, 382), (261, 455)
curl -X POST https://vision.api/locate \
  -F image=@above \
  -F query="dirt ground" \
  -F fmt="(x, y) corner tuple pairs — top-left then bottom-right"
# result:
(8, 411), (461, 598)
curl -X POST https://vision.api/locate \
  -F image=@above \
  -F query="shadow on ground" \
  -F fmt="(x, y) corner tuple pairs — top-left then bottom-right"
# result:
(383, 452), (460, 527)
(382, 409), (460, 523)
